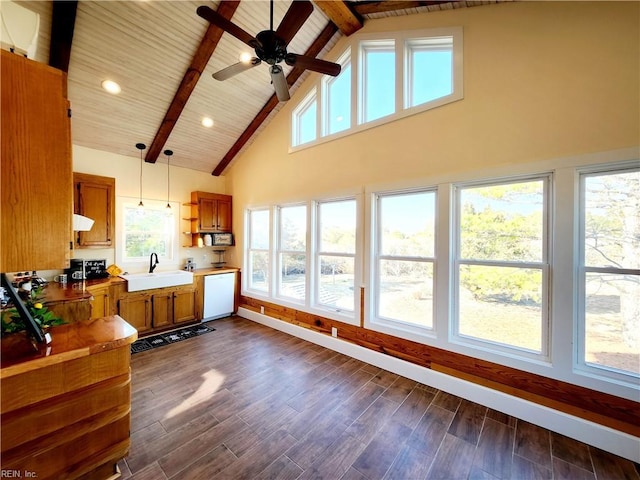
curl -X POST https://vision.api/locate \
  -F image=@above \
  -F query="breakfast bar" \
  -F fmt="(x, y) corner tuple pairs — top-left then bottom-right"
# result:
(0, 316), (137, 479)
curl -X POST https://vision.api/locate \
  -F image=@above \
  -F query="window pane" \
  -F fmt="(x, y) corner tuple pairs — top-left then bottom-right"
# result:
(327, 63), (351, 134)
(585, 272), (639, 375)
(319, 200), (356, 254)
(250, 210), (270, 249)
(124, 206), (173, 259)
(379, 260), (433, 328)
(279, 253), (306, 301)
(408, 38), (453, 107)
(298, 98), (317, 145)
(363, 43), (395, 122)
(380, 191), (435, 257)
(584, 170), (640, 269)
(280, 205), (306, 251)
(319, 255), (354, 311)
(460, 180), (544, 262)
(459, 264), (543, 352)
(249, 251), (269, 292)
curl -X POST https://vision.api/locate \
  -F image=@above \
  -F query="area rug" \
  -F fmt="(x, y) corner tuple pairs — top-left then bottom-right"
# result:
(130, 323), (215, 354)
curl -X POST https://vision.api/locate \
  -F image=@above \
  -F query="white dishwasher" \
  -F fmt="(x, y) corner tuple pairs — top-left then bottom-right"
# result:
(203, 273), (235, 321)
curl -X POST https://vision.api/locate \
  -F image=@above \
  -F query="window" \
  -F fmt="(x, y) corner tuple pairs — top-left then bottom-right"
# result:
(324, 51), (351, 135)
(455, 178), (548, 355)
(361, 40), (395, 123)
(405, 36), (453, 108)
(277, 205), (307, 302)
(579, 168), (640, 377)
(315, 199), (357, 313)
(247, 208), (271, 293)
(290, 27), (462, 149)
(373, 190), (436, 331)
(121, 200), (175, 262)
(291, 89), (317, 147)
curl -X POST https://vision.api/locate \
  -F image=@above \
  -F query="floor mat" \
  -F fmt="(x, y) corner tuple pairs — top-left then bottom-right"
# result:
(130, 323), (215, 354)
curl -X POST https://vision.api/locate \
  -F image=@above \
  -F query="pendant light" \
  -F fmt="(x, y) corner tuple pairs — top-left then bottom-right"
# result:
(136, 143), (146, 212)
(164, 149), (173, 212)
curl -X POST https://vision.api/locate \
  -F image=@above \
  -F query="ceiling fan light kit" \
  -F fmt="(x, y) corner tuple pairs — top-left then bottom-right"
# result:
(197, 0), (341, 102)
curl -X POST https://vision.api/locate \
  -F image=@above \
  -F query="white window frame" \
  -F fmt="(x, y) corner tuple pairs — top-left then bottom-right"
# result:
(452, 175), (551, 361)
(116, 197), (179, 272)
(291, 88), (318, 147)
(369, 188), (438, 338)
(322, 49), (352, 137)
(290, 26), (463, 152)
(244, 207), (272, 297)
(313, 197), (359, 320)
(404, 36), (455, 109)
(275, 203), (309, 304)
(576, 164), (640, 383)
(359, 39), (397, 125)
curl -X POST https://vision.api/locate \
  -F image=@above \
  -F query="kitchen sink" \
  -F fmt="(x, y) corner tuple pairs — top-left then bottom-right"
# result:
(120, 270), (194, 292)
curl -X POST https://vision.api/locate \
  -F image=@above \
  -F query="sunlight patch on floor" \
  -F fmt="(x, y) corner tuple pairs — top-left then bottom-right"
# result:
(163, 369), (226, 419)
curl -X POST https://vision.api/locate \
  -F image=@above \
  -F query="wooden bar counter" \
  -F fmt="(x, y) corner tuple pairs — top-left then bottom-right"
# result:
(1, 316), (137, 480)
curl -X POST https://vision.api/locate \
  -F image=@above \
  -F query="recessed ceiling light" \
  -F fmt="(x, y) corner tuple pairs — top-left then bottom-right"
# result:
(201, 117), (214, 128)
(101, 79), (121, 94)
(239, 51), (252, 64)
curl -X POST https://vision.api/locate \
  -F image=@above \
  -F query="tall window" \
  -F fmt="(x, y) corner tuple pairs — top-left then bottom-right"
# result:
(247, 208), (271, 293)
(315, 199), (357, 313)
(292, 89), (317, 147)
(361, 40), (395, 123)
(122, 201), (175, 262)
(455, 178), (548, 355)
(324, 51), (351, 135)
(373, 190), (436, 330)
(405, 36), (453, 108)
(277, 205), (307, 302)
(580, 168), (640, 377)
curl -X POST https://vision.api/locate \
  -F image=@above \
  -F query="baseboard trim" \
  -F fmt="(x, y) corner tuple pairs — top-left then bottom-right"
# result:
(239, 307), (640, 463)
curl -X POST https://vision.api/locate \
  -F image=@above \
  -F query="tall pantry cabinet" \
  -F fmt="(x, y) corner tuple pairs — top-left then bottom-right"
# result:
(1, 50), (73, 272)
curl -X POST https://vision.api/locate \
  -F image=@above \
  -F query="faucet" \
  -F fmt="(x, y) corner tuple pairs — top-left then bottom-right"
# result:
(149, 253), (159, 273)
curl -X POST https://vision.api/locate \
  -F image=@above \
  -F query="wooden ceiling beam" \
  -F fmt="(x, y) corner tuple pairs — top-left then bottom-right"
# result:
(313, 1), (363, 36)
(49, 0), (78, 73)
(145, 1), (240, 163)
(348, 1), (454, 16)
(212, 22), (339, 176)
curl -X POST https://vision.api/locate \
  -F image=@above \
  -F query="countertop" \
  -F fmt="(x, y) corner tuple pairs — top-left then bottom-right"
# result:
(41, 276), (125, 304)
(192, 267), (240, 276)
(0, 315), (137, 378)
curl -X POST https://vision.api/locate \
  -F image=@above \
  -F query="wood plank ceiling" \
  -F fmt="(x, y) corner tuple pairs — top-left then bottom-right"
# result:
(17, 1), (502, 175)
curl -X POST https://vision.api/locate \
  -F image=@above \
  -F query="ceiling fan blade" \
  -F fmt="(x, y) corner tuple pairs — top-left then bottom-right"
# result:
(285, 53), (341, 76)
(197, 5), (260, 48)
(270, 65), (290, 102)
(213, 58), (261, 81)
(275, 0), (313, 46)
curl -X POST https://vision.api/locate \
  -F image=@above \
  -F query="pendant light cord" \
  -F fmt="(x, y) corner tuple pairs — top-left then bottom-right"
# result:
(136, 143), (146, 207)
(164, 149), (173, 209)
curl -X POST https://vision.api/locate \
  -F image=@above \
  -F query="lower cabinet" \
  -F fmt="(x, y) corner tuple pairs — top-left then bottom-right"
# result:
(87, 284), (112, 320)
(117, 285), (196, 335)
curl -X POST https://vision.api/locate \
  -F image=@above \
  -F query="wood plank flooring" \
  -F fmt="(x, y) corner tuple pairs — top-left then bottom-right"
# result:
(118, 316), (639, 480)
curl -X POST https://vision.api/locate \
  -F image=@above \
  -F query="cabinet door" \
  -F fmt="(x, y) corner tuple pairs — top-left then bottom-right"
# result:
(152, 293), (173, 328)
(198, 198), (217, 232)
(173, 289), (196, 324)
(1, 50), (72, 271)
(216, 199), (232, 232)
(89, 287), (110, 319)
(75, 173), (115, 248)
(118, 293), (151, 333)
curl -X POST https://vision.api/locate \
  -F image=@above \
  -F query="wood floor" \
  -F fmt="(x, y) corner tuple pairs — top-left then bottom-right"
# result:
(119, 316), (639, 480)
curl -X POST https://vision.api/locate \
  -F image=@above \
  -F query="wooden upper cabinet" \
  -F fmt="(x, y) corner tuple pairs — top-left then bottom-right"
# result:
(1, 50), (72, 272)
(191, 192), (232, 233)
(74, 173), (115, 248)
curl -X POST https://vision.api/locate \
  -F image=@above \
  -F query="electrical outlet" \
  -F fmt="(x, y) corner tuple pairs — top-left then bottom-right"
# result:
(260, 306), (265, 314)
(331, 327), (337, 337)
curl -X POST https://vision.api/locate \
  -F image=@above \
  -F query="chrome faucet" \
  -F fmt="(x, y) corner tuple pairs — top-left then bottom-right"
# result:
(149, 252), (159, 273)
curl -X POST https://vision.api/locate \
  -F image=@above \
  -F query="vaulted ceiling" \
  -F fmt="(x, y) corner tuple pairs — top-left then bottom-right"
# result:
(17, 1), (504, 175)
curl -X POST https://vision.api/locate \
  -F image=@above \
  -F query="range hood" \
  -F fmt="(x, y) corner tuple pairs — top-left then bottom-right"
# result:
(73, 214), (95, 232)
(0, 1), (40, 59)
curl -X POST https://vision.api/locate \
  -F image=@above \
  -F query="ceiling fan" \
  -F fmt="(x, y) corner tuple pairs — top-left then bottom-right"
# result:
(197, 0), (341, 102)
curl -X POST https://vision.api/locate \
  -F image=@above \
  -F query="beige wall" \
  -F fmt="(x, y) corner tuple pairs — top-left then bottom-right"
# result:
(226, 1), (639, 258)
